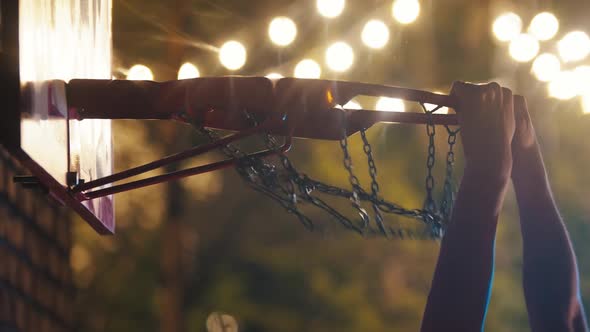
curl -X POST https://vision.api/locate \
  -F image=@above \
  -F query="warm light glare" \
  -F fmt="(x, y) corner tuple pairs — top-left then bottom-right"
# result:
(392, 0), (420, 24)
(548, 70), (577, 100)
(325, 42), (354, 72)
(294, 59), (321, 78)
(343, 100), (362, 109)
(558, 31), (590, 62)
(317, 0), (345, 18)
(582, 94), (590, 114)
(266, 72), (284, 79)
(528, 12), (559, 41)
(177, 62), (200, 79)
(492, 12), (522, 42)
(362, 20), (390, 49)
(509, 33), (540, 62)
(219, 41), (247, 70)
(376, 97), (405, 112)
(268, 17), (297, 46)
(127, 64), (153, 80)
(531, 53), (561, 82)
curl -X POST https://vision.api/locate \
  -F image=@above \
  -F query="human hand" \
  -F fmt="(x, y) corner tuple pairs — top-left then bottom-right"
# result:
(450, 81), (515, 180)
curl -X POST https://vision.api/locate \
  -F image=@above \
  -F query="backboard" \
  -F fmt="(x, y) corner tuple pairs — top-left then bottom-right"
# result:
(0, 0), (114, 234)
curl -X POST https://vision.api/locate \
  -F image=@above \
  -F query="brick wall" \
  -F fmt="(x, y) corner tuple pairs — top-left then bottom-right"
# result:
(0, 148), (75, 332)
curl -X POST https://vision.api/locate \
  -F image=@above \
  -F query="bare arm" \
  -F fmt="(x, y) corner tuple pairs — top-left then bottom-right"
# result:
(421, 82), (515, 331)
(511, 97), (588, 332)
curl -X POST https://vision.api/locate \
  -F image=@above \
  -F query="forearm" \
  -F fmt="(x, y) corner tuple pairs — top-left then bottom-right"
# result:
(421, 169), (508, 332)
(512, 143), (588, 331)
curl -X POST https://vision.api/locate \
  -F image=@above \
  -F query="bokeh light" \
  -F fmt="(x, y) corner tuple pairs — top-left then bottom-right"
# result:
(509, 33), (539, 62)
(294, 59), (321, 78)
(265, 72), (284, 79)
(268, 16), (297, 46)
(492, 12), (522, 42)
(573, 65), (590, 95)
(558, 31), (590, 62)
(376, 97), (405, 112)
(362, 20), (390, 49)
(325, 42), (354, 72)
(127, 64), (153, 80)
(528, 12), (559, 41)
(343, 100), (362, 109)
(531, 53), (561, 82)
(317, 0), (345, 18)
(219, 41), (247, 70)
(548, 70), (578, 100)
(392, 0), (420, 25)
(177, 62), (200, 79)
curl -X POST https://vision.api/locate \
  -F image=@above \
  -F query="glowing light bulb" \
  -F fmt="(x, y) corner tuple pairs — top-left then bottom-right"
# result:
(558, 31), (590, 62)
(362, 20), (390, 49)
(177, 62), (200, 80)
(266, 73), (283, 79)
(317, 0), (345, 18)
(528, 12), (559, 41)
(548, 70), (577, 100)
(509, 33), (540, 62)
(127, 64), (153, 80)
(492, 12), (522, 42)
(219, 41), (247, 70)
(392, 0), (420, 25)
(294, 59), (321, 78)
(325, 42), (354, 72)
(531, 53), (561, 82)
(376, 97), (405, 112)
(268, 17), (297, 46)
(343, 100), (362, 109)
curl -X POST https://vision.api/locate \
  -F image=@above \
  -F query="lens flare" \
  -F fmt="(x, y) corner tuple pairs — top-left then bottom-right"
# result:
(268, 16), (297, 46)
(492, 12), (522, 42)
(362, 20), (390, 49)
(509, 33), (539, 62)
(317, 0), (345, 18)
(531, 53), (561, 82)
(558, 31), (590, 62)
(528, 12), (559, 41)
(219, 41), (247, 70)
(325, 42), (354, 72)
(392, 0), (420, 25)
(376, 97), (405, 112)
(177, 62), (200, 79)
(265, 72), (284, 79)
(294, 59), (321, 78)
(127, 64), (153, 80)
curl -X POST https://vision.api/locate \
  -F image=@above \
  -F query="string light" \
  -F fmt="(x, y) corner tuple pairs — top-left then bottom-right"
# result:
(177, 62), (200, 79)
(558, 31), (590, 62)
(219, 41), (247, 70)
(362, 20), (390, 49)
(528, 12), (559, 41)
(127, 64), (153, 80)
(325, 42), (354, 72)
(509, 33), (539, 62)
(548, 70), (577, 100)
(392, 0), (420, 25)
(268, 17), (297, 46)
(376, 97), (405, 112)
(492, 12), (522, 42)
(531, 53), (561, 82)
(317, 0), (345, 18)
(294, 59), (321, 78)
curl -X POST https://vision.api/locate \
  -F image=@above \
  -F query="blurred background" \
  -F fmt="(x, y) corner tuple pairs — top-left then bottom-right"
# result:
(71, 0), (590, 331)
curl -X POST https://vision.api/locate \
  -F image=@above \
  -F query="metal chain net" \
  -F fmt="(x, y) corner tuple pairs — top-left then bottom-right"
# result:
(197, 102), (459, 239)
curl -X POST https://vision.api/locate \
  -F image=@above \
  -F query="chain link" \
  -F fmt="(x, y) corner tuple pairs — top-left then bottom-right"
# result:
(192, 103), (459, 239)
